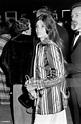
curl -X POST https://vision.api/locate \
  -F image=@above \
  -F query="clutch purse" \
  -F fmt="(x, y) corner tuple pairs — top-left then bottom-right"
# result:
(18, 75), (36, 109)
(18, 92), (34, 109)
(18, 85), (34, 109)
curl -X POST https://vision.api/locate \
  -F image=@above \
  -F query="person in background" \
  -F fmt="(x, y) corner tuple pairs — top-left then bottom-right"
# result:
(0, 21), (11, 105)
(1, 18), (33, 124)
(67, 2), (81, 124)
(25, 13), (69, 124)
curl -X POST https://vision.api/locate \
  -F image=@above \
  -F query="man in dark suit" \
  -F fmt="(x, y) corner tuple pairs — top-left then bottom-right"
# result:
(68, 2), (81, 124)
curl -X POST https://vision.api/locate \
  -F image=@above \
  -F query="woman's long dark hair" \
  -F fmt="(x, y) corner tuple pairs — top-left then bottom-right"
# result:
(36, 14), (64, 50)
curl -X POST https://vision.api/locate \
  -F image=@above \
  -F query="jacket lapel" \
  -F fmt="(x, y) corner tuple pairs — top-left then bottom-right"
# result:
(71, 36), (81, 53)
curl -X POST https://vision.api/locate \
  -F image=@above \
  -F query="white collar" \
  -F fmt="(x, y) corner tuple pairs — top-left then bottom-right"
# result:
(77, 30), (81, 35)
(73, 34), (80, 46)
(79, 32), (81, 35)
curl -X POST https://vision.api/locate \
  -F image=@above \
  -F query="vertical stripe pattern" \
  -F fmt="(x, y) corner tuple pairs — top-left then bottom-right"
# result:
(34, 41), (68, 115)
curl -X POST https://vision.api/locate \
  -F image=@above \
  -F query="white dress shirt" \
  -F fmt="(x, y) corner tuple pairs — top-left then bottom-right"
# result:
(73, 32), (81, 46)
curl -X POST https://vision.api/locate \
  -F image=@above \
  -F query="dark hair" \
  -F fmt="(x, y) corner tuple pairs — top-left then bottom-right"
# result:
(9, 18), (31, 37)
(0, 21), (10, 35)
(36, 14), (64, 50)
(36, 6), (53, 18)
(18, 18), (31, 31)
(9, 21), (21, 37)
(71, 2), (81, 11)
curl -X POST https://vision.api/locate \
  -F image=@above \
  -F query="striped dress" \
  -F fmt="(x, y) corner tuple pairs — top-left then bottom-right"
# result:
(33, 40), (68, 115)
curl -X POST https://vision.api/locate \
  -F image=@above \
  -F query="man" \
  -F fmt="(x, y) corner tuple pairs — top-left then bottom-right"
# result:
(68, 2), (81, 124)
(1, 18), (33, 124)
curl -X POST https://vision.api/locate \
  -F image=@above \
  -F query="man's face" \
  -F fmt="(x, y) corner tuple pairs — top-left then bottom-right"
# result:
(71, 7), (81, 31)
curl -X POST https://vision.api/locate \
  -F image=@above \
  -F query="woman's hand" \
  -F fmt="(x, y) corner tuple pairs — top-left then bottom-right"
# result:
(25, 77), (40, 99)
(25, 76), (45, 92)
(25, 77), (38, 91)
(26, 83), (38, 92)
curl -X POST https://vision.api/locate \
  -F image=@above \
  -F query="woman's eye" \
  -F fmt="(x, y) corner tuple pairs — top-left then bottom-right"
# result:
(75, 14), (78, 17)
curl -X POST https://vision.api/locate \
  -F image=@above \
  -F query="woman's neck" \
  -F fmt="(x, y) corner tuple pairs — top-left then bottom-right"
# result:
(40, 37), (49, 44)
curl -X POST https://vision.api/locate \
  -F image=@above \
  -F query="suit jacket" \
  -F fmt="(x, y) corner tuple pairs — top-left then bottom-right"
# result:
(68, 35), (81, 109)
(68, 35), (81, 75)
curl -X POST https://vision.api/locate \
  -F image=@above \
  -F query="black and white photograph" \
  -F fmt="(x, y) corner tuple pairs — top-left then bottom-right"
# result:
(0, 0), (81, 124)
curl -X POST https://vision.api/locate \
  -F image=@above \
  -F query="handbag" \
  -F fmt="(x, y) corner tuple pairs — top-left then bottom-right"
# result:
(18, 85), (34, 109)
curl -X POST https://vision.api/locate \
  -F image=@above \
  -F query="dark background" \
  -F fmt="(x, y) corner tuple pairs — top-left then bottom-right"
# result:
(0, 0), (81, 21)
(0, 0), (80, 12)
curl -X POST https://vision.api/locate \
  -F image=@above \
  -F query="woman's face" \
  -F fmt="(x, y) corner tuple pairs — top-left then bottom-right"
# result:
(36, 20), (48, 40)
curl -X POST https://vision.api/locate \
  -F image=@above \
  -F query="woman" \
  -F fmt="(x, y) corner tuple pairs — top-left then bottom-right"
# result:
(25, 14), (69, 124)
